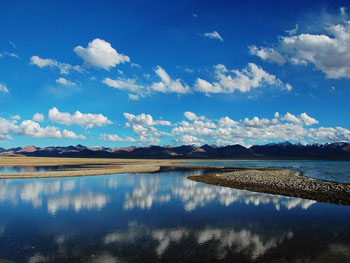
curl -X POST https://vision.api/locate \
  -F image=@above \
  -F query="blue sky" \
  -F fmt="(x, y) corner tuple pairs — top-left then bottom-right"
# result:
(1, 0), (350, 148)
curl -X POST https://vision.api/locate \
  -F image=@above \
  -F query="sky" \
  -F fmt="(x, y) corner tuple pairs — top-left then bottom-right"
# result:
(1, 0), (350, 148)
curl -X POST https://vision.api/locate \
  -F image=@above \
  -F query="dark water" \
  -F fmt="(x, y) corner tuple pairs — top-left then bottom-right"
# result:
(0, 167), (350, 262)
(187, 160), (350, 183)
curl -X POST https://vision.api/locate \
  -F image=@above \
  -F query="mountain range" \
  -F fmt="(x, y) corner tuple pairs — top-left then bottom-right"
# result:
(1, 142), (350, 160)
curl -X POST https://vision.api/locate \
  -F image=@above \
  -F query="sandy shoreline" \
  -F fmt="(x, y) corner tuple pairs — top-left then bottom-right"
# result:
(0, 157), (221, 179)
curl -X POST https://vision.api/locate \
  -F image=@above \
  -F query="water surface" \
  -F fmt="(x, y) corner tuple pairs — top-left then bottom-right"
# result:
(0, 166), (349, 262)
(187, 160), (350, 183)
(0, 165), (79, 173)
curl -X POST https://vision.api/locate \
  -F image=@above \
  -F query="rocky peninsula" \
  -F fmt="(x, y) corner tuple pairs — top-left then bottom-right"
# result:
(188, 167), (350, 205)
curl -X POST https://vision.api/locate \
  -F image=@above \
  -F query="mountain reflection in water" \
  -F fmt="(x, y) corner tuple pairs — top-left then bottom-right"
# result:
(0, 167), (349, 262)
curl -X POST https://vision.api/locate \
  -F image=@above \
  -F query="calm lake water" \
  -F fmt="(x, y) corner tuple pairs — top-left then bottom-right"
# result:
(188, 160), (350, 183)
(0, 164), (350, 262)
(0, 166), (73, 173)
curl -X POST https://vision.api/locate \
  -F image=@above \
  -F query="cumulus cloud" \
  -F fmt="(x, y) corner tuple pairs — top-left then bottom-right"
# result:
(169, 111), (350, 145)
(74, 38), (130, 70)
(1, 110), (347, 145)
(0, 83), (9, 93)
(123, 113), (171, 126)
(103, 77), (144, 92)
(249, 46), (286, 65)
(195, 63), (290, 94)
(151, 66), (190, 94)
(184, 111), (198, 121)
(282, 112), (301, 124)
(218, 116), (238, 127)
(11, 115), (21, 120)
(61, 129), (86, 139)
(203, 31), (224, 42)
(56, 77), (76, 86)
(104, 66), (190, 97)
(128, 94), (139, 100)
(16, 120), (85, 139)
(0, 117), (85, 140)
(299, 112), (319, 126)
(32, 113), (45, 122)
(30, 56), (83, 75)
(48, 107), (112, 128)
(251, 14), (350, 79)
(174, 135), (205, 145)
(99, 133), (136, 143)
(123, 112), (171, 145)
(280, 23), (350, 78)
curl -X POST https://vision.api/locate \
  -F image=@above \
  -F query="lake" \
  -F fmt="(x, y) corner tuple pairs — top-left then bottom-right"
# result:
(0, 166), (78, 174)
(187, 160), (350, 183)
(0, 162), (349, 262)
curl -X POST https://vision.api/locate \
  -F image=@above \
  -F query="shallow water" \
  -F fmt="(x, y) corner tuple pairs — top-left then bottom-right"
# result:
(0, 167), (349, 263)
(187, 160), (350, 183)
(0, 166), (79, 173)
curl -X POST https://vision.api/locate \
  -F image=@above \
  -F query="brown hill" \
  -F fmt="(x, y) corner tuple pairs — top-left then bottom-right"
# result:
(17, 145), (38, 153)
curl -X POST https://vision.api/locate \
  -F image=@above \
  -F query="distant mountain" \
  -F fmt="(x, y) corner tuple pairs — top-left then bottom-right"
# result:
(17, 145), (38, 153)
(1, 142), (350, 160)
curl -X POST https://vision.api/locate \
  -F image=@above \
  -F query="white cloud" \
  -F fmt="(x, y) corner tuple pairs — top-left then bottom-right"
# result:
(32, 113), (44, 122)
(128, 94), (139, 100)
(203, 31), (224, 42)
(0, 52), (19, 59)
(0, 117), (85, 140)
(11, 115), (21, 120)
(184, 111), (198, 121)
(169, 111), (347, 145)
(9, 41), (16, 49)
(104, 66), (191, 97)
(62, 129), (86, 139)
(218, 116), (238, 127)
(48, 107), (112, 128)
(299, 112), (319, 126)
(17, 120), (63, 139)
(195, 63), (290, 94)
(251, 17), (350, 79)
(123, 112), (171, 145)
(340, 7), (347, 16)
(243, 117), (273, 128)
(174, 135), (205, 145)
(195, 78), (222, 94)
(99, 133), (136, 143)
(0, 83), (9, 93)
(285, 83), (293, 91)
(249, 46), (286, 65)
(56, 77), (76, 86)
(123, 113), (171, 126)
(285, 24), (299, 36)
(103, 77), (143, 92)
(282, 112), (301, 124)
(30, 56), (83, 74)
(30, 56), (55, 68)
(0, 117), (17, 136)
(280, 23), (350, 78)
(0, 110), (347, 145)
(74, 38), (130, 70)
(151, 66), (190, 94)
